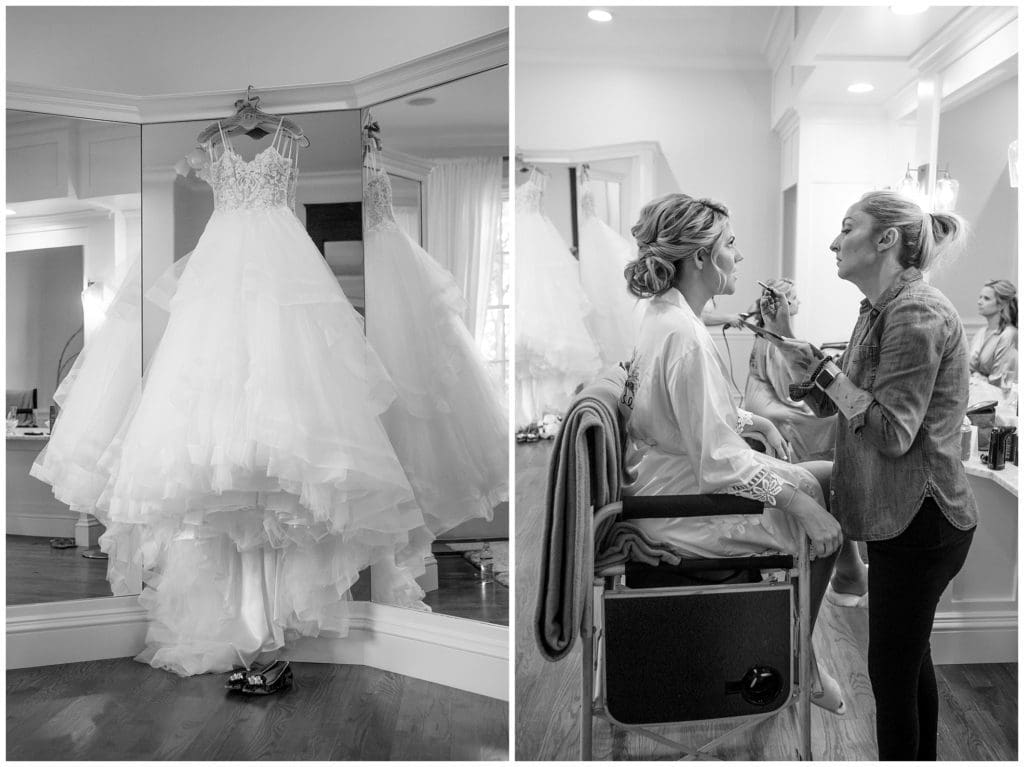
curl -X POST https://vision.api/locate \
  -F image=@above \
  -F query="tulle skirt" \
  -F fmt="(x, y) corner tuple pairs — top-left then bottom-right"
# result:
(515, 210), (601, 425)
(365, 224), (508, 534)
(579, 215), (643, 366)
(34, 205), (432, 675)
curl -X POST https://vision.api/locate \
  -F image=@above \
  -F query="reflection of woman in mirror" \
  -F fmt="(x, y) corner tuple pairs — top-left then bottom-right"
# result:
(743, 278), (838, 462)
(619, 193), (862, 715)
(970, 278), (1017, 388)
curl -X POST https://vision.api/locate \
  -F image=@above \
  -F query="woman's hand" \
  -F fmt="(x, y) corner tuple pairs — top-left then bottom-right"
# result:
(760, 286), (793, 336)
(773, 338), (823, 379)
(748, 414), (791, 461)
(785, 491), (843, 559)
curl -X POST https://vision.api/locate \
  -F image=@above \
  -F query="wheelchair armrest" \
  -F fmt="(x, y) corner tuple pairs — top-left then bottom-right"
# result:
(620, 494), (764, 520)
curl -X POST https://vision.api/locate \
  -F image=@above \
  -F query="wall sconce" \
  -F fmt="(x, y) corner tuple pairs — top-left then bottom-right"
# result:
(81, 280), (108, 338)
(933, 167), (959, 212)
(895, 163), (959, 212)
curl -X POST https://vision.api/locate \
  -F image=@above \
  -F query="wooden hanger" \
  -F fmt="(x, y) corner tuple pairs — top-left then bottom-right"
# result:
(196, 85), (310, 148)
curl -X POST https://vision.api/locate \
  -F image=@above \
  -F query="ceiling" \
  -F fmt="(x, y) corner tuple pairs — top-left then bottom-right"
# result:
(516, 6), (779, 70)
(5, 6), (508, 97)
(517, 5), (1014, 111)
(369, 67), (508, 158)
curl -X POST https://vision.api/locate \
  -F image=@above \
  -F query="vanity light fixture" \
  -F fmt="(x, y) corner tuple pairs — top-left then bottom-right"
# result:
(847, 82), (874, 94)
(896, 162), (960, 212)
(890, 2), (929, 14)
(933, 166), (959, 212)
(587, 9), (613, 22)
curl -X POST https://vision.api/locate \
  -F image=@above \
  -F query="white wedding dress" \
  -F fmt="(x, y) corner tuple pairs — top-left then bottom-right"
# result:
(578, 182), (642, 366)
(515, 170), (601, 427)
(32, 123), (432, 676)
(363, 165), (508, 534)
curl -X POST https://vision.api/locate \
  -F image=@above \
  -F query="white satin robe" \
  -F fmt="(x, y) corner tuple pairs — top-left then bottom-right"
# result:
(622, 289), (821, 558)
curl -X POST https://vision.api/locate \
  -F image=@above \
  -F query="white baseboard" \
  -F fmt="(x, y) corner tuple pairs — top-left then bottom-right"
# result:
(7, 508), (79, 538)
(6, 597), (508, 700)
(931, 609), (1018, 664)
(6, 597), (150, 669)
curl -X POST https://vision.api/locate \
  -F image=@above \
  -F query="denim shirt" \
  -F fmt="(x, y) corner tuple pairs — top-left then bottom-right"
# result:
(804, 269), (978, 540)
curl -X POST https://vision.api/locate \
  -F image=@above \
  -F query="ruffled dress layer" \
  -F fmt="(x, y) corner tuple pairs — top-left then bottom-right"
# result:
(515, 172), (602, 426)
(577, 185), (643, 366)
(33, 136), (431, 676)
(363, 168), (508, 534)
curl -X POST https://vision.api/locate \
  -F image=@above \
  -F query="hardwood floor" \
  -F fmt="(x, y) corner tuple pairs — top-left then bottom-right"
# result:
(424, 553), (509, 626)
(514, 441), (1017, 761)
(6, 659), (508, 760)
(5, 535), (113, 604)
(7, 536), (508, 625)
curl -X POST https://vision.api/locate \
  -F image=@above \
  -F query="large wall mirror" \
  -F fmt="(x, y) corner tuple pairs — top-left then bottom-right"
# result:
(363, 64), (510, 625)
(6, 109), (142, 605)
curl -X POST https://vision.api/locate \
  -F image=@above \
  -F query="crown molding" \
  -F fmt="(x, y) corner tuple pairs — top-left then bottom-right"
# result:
(518, 141), (666, 166)
(5, 207), (113, 235)
(7, 31), (508, 124)
(909, 6), (1017, 76)
(763, 7), (794, 72)
(355, 30), (508, 108)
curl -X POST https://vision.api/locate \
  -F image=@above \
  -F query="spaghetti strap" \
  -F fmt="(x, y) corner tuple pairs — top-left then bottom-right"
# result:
(216, 120), (230, 158)
(270, 116), (284, 153)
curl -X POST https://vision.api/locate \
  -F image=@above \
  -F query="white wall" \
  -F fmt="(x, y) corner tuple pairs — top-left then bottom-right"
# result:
(517, 61), (782, 318)
(6, 246), (84, 411)
(932, 76), (1018, 326)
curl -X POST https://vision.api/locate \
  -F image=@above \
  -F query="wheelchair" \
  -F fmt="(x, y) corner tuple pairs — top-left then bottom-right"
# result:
(548, 373), (816, 760)
(581, 494), (813, 760)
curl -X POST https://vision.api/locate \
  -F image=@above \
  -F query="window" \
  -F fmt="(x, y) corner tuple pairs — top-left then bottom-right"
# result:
(480, 194), (510, 397)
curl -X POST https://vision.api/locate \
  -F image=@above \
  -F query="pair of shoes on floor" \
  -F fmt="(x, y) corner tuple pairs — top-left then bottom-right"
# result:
(516, 426), (541, 443)
(225, 659), (293, 695)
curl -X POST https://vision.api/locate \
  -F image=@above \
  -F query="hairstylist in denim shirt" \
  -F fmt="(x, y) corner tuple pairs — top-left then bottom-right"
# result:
(771, 191), (977, 761)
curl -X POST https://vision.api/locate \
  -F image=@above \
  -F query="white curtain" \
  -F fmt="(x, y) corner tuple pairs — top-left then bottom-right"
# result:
(425, 157), (503, 339)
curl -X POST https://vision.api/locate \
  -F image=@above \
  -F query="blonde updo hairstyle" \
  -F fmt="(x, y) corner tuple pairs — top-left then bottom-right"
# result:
(624, 193), (731, 298)
(856, 191), (968, 273)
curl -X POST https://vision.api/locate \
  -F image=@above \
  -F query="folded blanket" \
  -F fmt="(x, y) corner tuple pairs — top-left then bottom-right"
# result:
(535, 367), (628, 661)
(594, 520), (687, 570)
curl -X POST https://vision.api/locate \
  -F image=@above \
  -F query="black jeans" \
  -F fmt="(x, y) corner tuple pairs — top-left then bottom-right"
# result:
(866, 498), (975, 761)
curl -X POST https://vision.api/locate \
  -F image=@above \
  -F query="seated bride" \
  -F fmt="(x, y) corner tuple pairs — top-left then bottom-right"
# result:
(619, 192), (868, 714)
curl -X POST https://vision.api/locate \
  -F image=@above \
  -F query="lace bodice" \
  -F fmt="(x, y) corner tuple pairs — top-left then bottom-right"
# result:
(198, 146), (297, 211)
(364, 169), (399, 233)
(197, 121), (299, 212)
(516, 177), (544, 214)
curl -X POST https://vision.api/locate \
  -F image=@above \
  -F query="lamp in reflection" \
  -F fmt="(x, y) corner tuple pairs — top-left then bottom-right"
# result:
(933, 167), (960, 212)
(81, 280), (108, 337)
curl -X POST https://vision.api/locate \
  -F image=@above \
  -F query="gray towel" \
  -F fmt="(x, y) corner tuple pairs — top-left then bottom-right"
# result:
(535, 368), (628, 661)
(594, 520), (687, 570)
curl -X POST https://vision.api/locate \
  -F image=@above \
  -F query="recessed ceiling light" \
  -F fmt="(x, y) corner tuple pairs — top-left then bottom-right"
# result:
(406, 97), (437, 107)
(588, 9), (613, 23)
(890, 2), (929, 15)
(848, 82), (875, 94)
